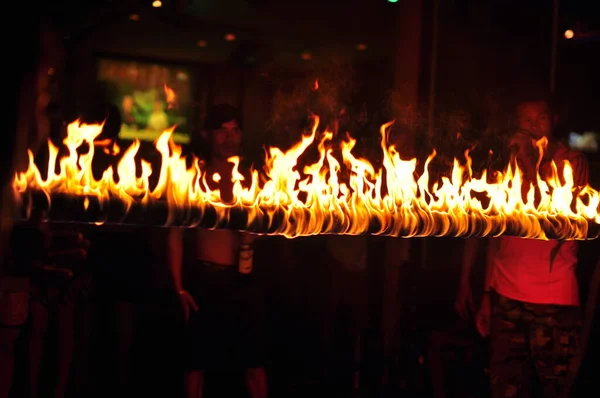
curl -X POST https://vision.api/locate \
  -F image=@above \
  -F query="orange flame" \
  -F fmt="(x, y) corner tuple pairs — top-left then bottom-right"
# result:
(163, 83), (177, 109)
(12, 119), (600, 239)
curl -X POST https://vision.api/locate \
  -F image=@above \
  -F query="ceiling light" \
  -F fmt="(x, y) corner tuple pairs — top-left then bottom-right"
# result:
(152, 0), (162, 8)
(564, 29), (574, 39)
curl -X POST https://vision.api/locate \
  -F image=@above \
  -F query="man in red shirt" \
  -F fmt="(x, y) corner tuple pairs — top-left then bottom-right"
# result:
(459, 97), (589, 398)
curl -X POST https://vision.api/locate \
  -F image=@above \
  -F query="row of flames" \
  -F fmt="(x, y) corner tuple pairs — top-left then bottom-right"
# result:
(12, 118), (600, 240)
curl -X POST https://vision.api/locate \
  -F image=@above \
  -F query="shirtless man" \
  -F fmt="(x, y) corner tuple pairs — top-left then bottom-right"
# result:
(167, 104), (267, 398)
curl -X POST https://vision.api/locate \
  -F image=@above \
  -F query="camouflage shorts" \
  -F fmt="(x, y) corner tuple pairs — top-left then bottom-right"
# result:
(489, 292), (581, 398)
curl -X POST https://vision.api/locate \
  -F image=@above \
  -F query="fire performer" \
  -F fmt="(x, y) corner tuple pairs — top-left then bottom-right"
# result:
(461, 96), (589, 398)
(167, 104), (268, 398)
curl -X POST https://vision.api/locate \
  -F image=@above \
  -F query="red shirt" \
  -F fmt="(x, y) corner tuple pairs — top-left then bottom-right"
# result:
(490, 143), (589, 305)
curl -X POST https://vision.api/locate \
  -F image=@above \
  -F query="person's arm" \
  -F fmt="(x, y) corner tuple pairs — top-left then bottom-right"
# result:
(167, 227), (198, 321)
(569, 152), (589, 188)
(508, 131), (538, 181)
(455, 238), (481, 319)
(475, 238), (497, 336)
(459, 238), (479, 290)
(482, 238), (496, 293)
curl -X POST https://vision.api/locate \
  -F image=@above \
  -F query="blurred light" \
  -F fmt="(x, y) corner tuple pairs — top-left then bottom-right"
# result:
(152, 0), (162, 8)
(224, 33), (236, 41)
(196, 40), (208, 47)
(569, 131), (598, 152)
(129, 13), (140, 21)
(564, 29), (574, 39)
(47, 67), (55, 76)
(388, 0), (398, 3)
(300, 52), (312, 60)
(356, 43), (368, 51)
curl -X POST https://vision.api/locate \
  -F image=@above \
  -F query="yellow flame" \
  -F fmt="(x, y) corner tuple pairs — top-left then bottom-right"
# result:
(12, 119), (600, 239)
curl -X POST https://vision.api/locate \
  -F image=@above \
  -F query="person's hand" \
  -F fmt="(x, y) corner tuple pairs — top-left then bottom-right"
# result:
(475, 293), (492, 337)
(12, 213), (90, 273)
(33, 227), (90, 283)
(177, 290), (199, 323)
(454, 281), (474, 320)
(35, 263), (74, 282)
(47, 230), (90, 265)
(508, 131), (537, 173)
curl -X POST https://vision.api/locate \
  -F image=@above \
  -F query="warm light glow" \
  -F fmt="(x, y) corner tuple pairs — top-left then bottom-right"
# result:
(13, 119), (600, 240)
(356, 43), (368, 51)
(564, 29), (574, 39)
(224, 33), (236, 41)
(196, 40), (208, 47)
(163, 83), (177, 110)
(129, 13), (140, 21)
(152, 0), (162, 8)
(301, 52), (312, 60)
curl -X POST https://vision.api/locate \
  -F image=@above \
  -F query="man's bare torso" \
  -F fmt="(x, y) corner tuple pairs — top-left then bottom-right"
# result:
(195, 161), (247, 266)
(195, 228), (241, 267)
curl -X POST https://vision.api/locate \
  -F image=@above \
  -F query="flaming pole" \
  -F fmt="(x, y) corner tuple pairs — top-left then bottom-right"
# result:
(14, 191), (599, 240)
(12, 121), (600, 240)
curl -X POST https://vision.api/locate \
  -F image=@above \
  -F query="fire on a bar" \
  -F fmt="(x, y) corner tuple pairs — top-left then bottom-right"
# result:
(12, 118), (600, 240)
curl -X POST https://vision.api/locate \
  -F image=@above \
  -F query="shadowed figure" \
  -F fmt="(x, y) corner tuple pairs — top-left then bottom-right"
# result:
(169, 104), (268, 398)
(1, 18), (64, 398)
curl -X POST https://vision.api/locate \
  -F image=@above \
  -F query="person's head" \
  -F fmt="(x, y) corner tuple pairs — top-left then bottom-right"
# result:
(515, 97), (557, 139)
(202, 104), (242, 161)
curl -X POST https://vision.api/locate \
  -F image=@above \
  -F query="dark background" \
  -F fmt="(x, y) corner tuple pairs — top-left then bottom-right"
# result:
(5, 1), (600, 397)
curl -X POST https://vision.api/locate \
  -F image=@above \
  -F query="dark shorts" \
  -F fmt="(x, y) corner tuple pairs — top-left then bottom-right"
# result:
(490, 292), (581, 398)
(30, 272), (93, 308)
(184, 261), (266, 371)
